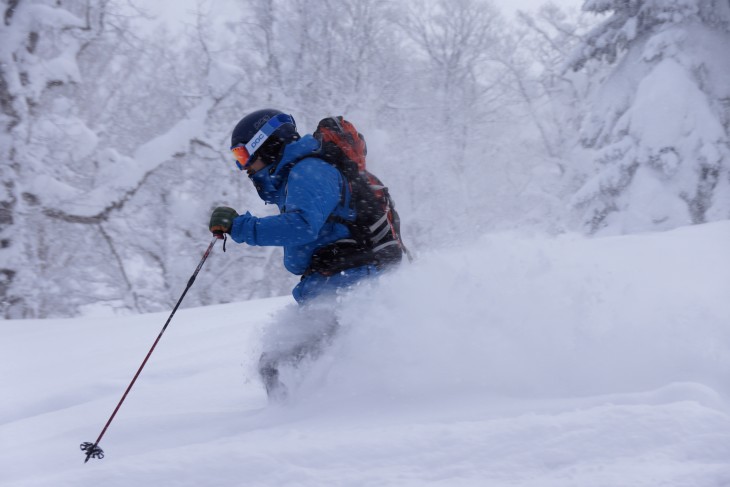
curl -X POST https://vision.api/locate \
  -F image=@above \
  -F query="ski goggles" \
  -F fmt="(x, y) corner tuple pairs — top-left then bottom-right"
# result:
(230, 113), (296, 170)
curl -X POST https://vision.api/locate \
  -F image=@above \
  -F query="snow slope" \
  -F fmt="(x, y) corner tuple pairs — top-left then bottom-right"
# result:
(2, 222), (730, 486)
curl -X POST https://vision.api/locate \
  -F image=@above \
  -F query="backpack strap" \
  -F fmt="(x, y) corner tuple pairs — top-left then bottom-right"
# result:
(305, 177), (404, 277)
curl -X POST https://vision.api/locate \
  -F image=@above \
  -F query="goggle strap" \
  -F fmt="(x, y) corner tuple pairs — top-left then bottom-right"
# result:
(241, 113), (295, 159)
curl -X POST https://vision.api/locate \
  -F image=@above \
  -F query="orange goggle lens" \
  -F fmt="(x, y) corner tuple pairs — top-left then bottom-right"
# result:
(231, 145), (252, 170)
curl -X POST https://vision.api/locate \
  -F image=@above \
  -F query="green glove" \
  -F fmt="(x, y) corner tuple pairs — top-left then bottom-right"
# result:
(209, 206), (239, 235)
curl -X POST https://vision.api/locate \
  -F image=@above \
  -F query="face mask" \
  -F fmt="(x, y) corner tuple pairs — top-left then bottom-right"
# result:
(249, 166), (280, 205)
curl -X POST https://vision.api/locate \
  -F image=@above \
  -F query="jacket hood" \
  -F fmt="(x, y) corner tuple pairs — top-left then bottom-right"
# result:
(248, 134), (322, 205)
(271, 134), (321, 182)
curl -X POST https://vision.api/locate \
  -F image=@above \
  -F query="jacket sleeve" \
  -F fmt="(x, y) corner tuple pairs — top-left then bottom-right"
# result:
(230, 159), (343, 246)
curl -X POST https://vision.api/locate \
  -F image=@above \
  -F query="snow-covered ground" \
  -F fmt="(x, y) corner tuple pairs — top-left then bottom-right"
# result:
(2, 222), (730, 486)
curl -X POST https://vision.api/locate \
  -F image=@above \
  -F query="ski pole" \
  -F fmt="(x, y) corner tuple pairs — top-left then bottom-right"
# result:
(81, 235), (222, 463)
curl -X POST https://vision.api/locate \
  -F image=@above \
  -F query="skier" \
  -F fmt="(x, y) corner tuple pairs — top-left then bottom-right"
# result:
(208, 108), (403, 400)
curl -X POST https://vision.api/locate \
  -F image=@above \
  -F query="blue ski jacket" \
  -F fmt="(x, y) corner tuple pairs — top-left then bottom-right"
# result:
(229, 135), (378, 302)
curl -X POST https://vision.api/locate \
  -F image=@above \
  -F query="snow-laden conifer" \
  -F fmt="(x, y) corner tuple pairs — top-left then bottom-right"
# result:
(569, 0), (730, 234)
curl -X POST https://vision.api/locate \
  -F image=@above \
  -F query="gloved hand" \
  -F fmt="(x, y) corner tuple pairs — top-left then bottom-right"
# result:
(209, 206), (239, 236)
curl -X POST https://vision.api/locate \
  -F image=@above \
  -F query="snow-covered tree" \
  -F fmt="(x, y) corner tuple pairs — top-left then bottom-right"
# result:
(0, 0), (220, 317)
(568, 0), (730, 234)
(472, 4), (599, 233)
(512, 4), (596, 166)
(391, 0), (524, 244)
(398, 0), (505, 169)
(0, 0), (116, 317)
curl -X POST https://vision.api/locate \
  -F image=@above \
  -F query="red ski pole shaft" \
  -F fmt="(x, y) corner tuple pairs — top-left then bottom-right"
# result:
(82, 236), (220, 463)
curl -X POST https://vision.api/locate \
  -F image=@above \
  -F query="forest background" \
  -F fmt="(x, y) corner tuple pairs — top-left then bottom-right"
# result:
(1, 0), (728, 318)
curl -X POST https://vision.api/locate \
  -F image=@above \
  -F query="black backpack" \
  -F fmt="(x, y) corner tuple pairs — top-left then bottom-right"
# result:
(305, 116), (409, 276)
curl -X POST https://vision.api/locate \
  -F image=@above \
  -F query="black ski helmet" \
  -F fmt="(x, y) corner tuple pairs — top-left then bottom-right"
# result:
(230, 108), (299, 168)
